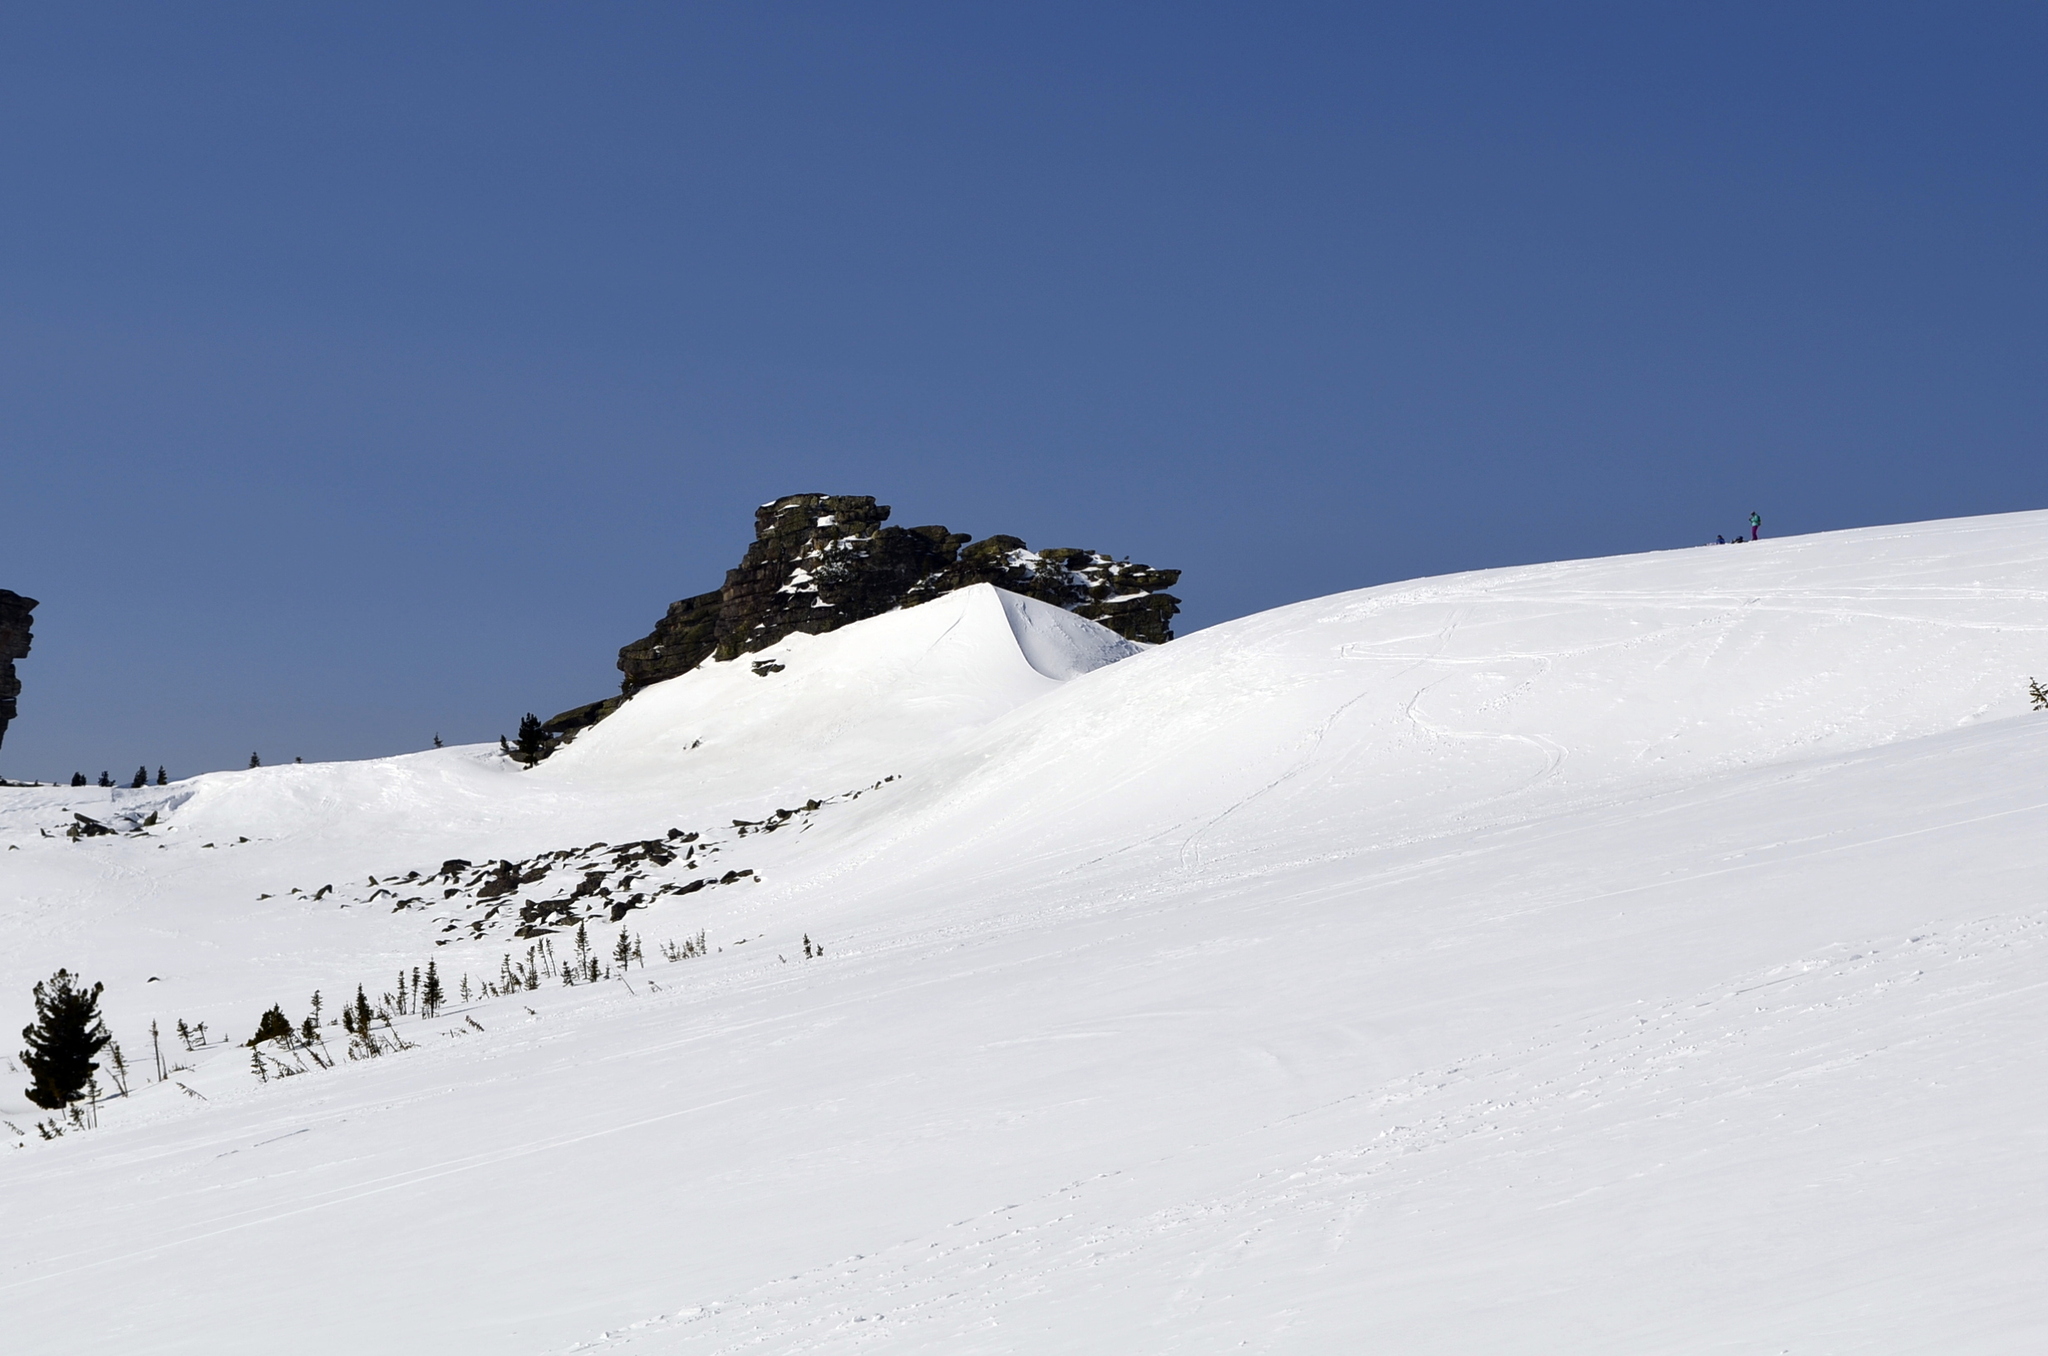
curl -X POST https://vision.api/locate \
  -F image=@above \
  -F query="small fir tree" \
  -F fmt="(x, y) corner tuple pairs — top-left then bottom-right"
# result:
(248, 753), (261, 769)
(130, 766), (149, 789)
(96, 771), (112, 787)
(422, 960), (443, 1018)
(514, 713), (554, 768)
(69, 772), (87, 787)
(156, 766), (168, 785)
(247, 1005), (292, 1047)
(20, 969), (113, 1110)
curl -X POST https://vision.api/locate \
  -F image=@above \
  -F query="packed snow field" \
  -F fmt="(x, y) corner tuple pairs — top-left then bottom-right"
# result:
(6, 514), (2048, 1352)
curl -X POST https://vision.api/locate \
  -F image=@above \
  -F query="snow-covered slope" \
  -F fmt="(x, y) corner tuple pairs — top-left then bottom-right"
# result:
(6, 514), (2048, 1353)
(0, 586), (1127, 1027)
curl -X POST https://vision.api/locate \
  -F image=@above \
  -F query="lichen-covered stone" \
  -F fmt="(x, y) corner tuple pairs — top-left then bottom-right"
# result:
(0, 589), (35, 755)
(547, 495), (1179, 735)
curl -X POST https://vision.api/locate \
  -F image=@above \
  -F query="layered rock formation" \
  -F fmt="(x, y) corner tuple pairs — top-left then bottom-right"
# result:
(0, 590), (35, 755)
(546, 495), (1179, 734)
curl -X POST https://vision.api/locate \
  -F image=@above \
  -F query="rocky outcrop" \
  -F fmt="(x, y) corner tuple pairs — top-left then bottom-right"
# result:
(545, 495), (1179, 735)
(0, 590), (34, 755)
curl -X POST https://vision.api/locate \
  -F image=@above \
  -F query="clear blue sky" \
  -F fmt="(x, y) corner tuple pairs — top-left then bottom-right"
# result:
(3, 3), (2043, 781)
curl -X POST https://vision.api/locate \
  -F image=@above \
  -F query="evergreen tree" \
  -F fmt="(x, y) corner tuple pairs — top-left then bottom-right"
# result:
(433, 734), (443, 748)
(353, 985), (373, 1034)
(20, 969), (112, 1110)
(248, 753), (261, 769)
(69, 772), (86, 787)
(96, 771), (112, 787)
(2030, 677), (2048, 711)
(514, 713), (555, 768)
(247, 1005), (292, 1046)
(130, 766), (148, 788)
(422, 960), (443, 1017)
(614, 928), (634, 972)
(156, 766), (168, 785)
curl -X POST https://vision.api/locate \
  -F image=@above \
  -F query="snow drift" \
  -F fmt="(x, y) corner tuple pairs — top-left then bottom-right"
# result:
(5, 513), (2048, 1353)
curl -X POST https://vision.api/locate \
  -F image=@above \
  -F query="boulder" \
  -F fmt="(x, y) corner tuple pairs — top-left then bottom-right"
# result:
(547, 495), (1179, 735)
(0, 590), (34, 755)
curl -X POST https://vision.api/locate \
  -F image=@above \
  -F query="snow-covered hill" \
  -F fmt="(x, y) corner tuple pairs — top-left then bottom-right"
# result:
(6, 516), (2048, 1353)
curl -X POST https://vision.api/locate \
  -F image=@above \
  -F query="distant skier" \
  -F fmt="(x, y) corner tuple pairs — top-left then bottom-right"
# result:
(1716, 534), (1726, 545)
(1749, 511), (1761, 541)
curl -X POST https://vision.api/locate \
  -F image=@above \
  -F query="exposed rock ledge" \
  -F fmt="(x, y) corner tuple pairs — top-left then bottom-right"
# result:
(0, 589), (35, 755)
(545, 495), (1179, 735)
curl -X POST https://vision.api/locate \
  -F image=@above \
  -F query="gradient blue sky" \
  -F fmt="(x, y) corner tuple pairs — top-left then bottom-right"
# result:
(3, 3), (2043, 780)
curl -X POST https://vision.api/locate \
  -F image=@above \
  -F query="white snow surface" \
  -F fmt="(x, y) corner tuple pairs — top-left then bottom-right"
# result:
(6, 519), (2048, 1352)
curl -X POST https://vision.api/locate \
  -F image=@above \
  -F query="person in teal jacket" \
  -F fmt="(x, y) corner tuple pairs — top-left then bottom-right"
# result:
(1749, 511), (1761, 540)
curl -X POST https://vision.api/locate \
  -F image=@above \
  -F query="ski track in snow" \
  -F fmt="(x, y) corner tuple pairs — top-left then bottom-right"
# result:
(564, 910), (2048, 1355)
